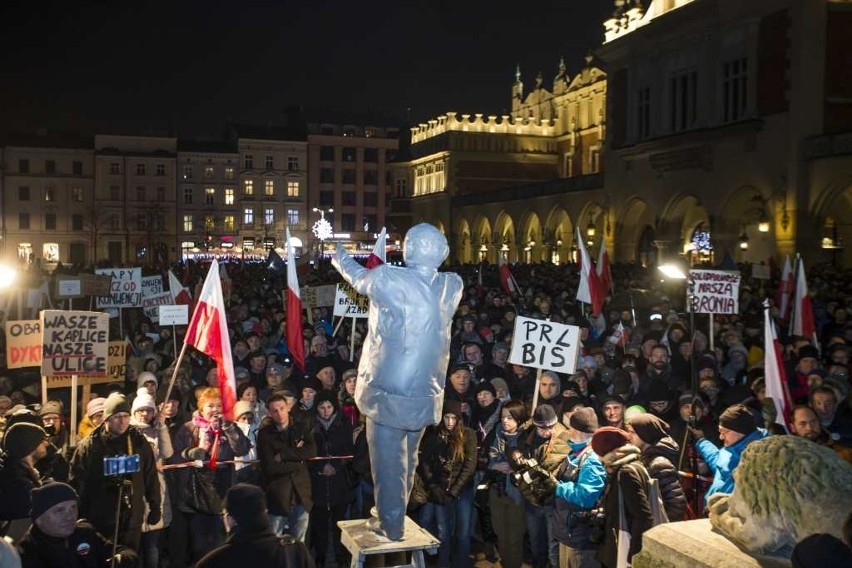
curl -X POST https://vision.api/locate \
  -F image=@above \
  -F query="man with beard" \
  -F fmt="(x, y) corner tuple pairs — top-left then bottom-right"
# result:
(641, 345), (687, 395)
(790, 404), (852, 463)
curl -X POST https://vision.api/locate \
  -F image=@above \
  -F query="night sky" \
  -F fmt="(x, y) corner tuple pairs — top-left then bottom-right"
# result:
(0, 0), (612, 138)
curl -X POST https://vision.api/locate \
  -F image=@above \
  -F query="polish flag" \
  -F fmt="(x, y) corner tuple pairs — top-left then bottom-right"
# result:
(498, 254), (520, 297)
(596, 237), (612, 295)
(184, 260), (237, 420)
(168, 269), (193, 306)
(764, 299), (792, 432)
(366, 226), (387, 269)
(790, 257), (817, 346)
(286, 227), (306, 373)
(775, 255), (794, 323)
(576, 228), (604, 316)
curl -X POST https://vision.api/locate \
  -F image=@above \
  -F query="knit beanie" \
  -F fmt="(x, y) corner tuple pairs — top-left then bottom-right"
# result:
(490, 378), (509, 395)
(629, 413), (670, 445)
(591, 426), (631, 458)
(302, 376), (323, 393)
(86, 397), (106, 418)
(569, 407), (599, 434)
(225, 483), (270, 532)
(31, 482), (79, 521)
(442, 399), (463, 421)
(719, 404), (756, 435)
(39, 400), (63, 417)
(267, 363), (285, 376)
(137, 371), (158, 389)
(474, 381), (497, 398)
(532, 404), (558, 427)
(233, 400), (254, 420)
(131, 388), (157, 414)
(102, 393), (131, 420)
(3, 422), (48, 459)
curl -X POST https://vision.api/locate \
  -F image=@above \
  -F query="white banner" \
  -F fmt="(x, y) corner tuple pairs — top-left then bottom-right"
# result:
(508, 316), (581, 374)
(159, 305), (189, 326)
(96, 268), (143, 308)
(689, 269), (741, 314)
(333, 283), (369, 318)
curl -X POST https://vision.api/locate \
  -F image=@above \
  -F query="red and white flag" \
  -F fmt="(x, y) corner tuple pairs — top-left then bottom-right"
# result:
(576, 228), (604, 317)
(764, 299), (792, 432)
(776, 255), (794, 323)
(184, 260), (237, 420)
(596, 236), (612, 295)
(365, 226), (387, 269)
(790, 256), (816, 344)
(168, 269), (193, 306)
(498, 254), (520, 297)
(286, 227), (306, 373)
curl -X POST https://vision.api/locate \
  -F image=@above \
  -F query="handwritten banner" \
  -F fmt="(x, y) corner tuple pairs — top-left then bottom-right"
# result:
(689, 269), (741, 315)
(5, 320), (42, 369)
(46, 340), (129, 388)
(96, 268), (143, 308)
(333, 283), (369, 318)
(303, 285), (337, 308)
(40, 310), (109, 377)
(508, 316), (581, 374)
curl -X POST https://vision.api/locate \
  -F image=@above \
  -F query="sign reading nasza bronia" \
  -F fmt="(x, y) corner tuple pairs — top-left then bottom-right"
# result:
(508, 316), (581, 374)
(689, 269), (741, 315)
(41, 310), (109, 376)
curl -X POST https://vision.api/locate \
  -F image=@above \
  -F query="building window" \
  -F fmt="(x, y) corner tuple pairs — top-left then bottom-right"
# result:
(265, 155), (274, 169)
(319, 146), (335, 161)
(43, 243), (59, 262)
(18, 186), (30, 201)
(109, 162), (120, 175)
(204, 166), (214, 179)
(364, 214), (377, 232)
(224, 215), (235, 232)
(72, 214), (83, 231)
(156, 164), (166, 176)
(205, 216), (215, 231)
(341, 213), (356, 231)
(364, 148), (378, 163)
(184, 187), (193, 204)
(722, 58), (748, 123)
(342, 169), (356, 184)
(183, 215), (193, 232)
(342, 147), (356, 162)
(136, 213), (147, 231)
(244, 208), (254, 225)
(110, 185), (120, 201)
(45, 160), (56, 174)
(244, 179), (254, 195)
(395, 179), (407, 198)
(156, 186), (165, 202)
(364, 192), (378, 207)
(637, 87), (651, 140)
(264, 179), (275, 196)
(319, 191), (334, 206)
(224, 166), (234, 180)
(45, 188), (54, 202)
(320, 168), (334, 183)
(264, 208), (274, 225)
(19, 213), (30, 229)
(205, 187), (215, 204)
(224, 187), (234, 205)
(72, 187), (84, 202)
(590, 148), (601, 174)
(19, 159), (29, 173)
(669, 68), (698, 132)
(342, 191), (356, 206)
(182, 165), (193, 179)
(288, 157), (299, 171)
(45, 213), (57, 230)
(287, 180), (300, 197)
(154, 213), (165, 232)
(136, 163), (146, 175)
(244, 154), (253, 169)
(72, 161), (83, 175)
(363, 170), (378, 185)
(287, 208), (299, 225)
(108, 214), (121, 230)
(136, 186), (145, 202)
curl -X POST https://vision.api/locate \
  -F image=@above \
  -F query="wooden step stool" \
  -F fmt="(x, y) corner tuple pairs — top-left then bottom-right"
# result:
(338, 516), (440, 568)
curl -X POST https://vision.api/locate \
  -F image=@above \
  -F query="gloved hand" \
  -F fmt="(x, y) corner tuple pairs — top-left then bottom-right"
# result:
(538, 469), (558, 494)
(687, 425), (705, 441)
(186, 447), (207, 461)
(146, 507), (162, 526)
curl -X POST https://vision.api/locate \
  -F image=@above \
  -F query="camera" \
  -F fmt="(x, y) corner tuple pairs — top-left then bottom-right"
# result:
(570, 508), (607, 544)
(477, 469), (506, 495)
(103, 454), (141, 477)
(509, 453), (557, 506)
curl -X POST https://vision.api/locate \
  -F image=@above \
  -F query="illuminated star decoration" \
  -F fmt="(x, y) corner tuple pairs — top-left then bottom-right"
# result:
(312, 218), (334, 240)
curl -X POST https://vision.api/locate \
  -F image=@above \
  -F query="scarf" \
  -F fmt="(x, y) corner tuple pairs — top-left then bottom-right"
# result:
(317, 413), (337, 431)
(192, 413), (222, 469)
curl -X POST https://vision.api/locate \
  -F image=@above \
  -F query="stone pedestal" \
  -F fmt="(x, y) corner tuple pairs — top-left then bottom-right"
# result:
(632, 519), (792, 568)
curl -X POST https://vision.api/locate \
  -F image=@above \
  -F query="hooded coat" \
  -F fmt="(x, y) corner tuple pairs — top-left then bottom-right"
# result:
(638, 435), (687, 521)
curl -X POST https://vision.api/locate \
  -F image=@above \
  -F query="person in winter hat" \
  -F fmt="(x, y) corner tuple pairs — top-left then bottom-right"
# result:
(626, 413), (687, 521)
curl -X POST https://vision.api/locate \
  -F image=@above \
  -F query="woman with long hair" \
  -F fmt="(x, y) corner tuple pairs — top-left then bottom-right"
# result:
(417, 399), (478, 567)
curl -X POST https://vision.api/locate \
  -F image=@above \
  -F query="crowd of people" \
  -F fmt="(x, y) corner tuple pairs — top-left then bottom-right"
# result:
(1, 257), (851, 568)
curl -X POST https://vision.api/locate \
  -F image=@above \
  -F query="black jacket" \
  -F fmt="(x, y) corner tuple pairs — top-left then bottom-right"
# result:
(639, 436), (687, 522)
(257, 417), (317, 516)
(69, 424), (160, 533)
(597, 459), (654, 568)
(417, 424), (477, 501)
(196, 528), (315, 568)
(311, 413), (355, 508)
(0, 457), (40, 522)
(17, 521), (137, 568)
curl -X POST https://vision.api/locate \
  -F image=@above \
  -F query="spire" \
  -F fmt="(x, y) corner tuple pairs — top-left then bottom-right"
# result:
(585, 51), (594, 68)
(535, 71), (543, 88)
(558, 56), (566, 75)
(514, 64), (522, 84)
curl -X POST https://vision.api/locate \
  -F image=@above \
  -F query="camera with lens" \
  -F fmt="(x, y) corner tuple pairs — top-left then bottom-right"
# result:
(508, 451), (558, 507)
(570, 508), (607, 544)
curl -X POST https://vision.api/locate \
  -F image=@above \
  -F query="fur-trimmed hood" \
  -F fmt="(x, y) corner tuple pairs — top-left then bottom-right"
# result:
(601, 443), (642, 471)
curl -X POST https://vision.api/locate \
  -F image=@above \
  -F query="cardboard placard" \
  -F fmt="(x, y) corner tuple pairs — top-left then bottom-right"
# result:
(303, 284), (337, 308)
(508, 316), (581, 374)
(5, 320), (42, 369)
(689, 269), (741, 315)
(333, 283), (369, 318)
(40, 310), (109, 376)
(95, 268), (143, 308)
(159, 304), (189, 326)
(142, 292), (172, 323)
(752, 264), (771, 280)
(46, 340), (129, 388)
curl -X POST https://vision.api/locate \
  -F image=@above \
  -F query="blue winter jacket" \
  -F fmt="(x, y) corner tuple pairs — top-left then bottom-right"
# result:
(696, 428), (768, 502)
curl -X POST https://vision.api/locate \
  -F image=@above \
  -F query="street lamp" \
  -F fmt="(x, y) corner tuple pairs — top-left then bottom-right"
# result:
(658, 262), (687, 280)
(0, 264), (18, 289)
(312, 207), (334, 257)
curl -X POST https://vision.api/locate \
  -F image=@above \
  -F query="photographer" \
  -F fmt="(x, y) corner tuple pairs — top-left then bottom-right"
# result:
(553, 407), (606, 568)
(69, 392), (160, 552)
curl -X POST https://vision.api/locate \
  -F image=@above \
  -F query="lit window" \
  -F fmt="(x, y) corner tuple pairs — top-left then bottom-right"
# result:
(224, 215), (235, 232)
(244, 179), (254, 195)
(45, 188), (54, 202)
(265, 179), (274, 196)
(204, 166), (214, 179)
(205, 187), (215, 204)
(182, 165), (193, 179)
(183, 215), (193, 232)
(287, 181), (300, 197)
(287, 208), (299, 225)
(224, 167), (234, 180)
(205, 216), (215, 231)
(224, 187), (234, 205)
(72, 187), (84, 202)
(265, 208), (274, 224)
(244, 208), (254, 224)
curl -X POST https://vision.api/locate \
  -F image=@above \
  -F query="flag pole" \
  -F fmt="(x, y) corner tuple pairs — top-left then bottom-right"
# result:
(162, 339), (192, 409)
(349, 317), (356, 362)
(531, 368), (543, 413)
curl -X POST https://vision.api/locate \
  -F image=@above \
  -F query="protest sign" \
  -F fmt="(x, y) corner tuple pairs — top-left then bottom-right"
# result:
(5, 320), (42, 369)
(96, 268), (143, 308)
(159, 304), (189, 326)
(40, 310), (109, 377)
(752, 264), (770, 280)
(508, 316), (581, 374)
(689, 269), (741, 315)
(142, 292), (172, 322)
(142, 275), (164, 297)
(303, 284), (337, 308)
(333, 283), (369, 318)
(46, 340), (129, 388)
